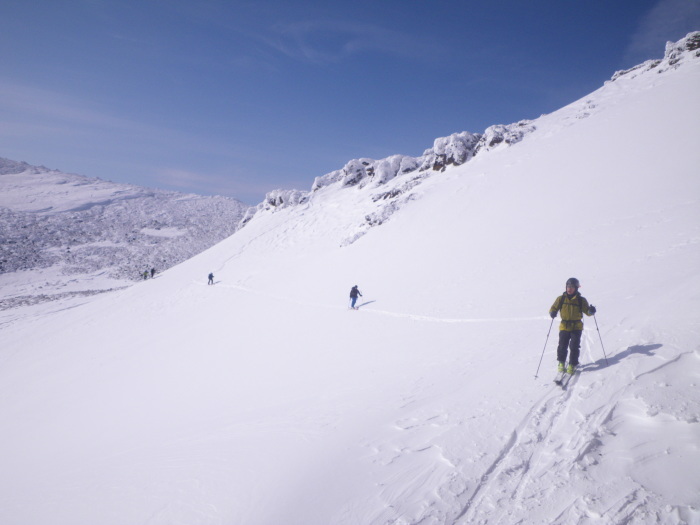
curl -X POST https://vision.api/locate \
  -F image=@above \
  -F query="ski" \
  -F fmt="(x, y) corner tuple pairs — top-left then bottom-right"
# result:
(553, 370), (566, 385)
(554, 369), (577, 388)
(559, 372), (574, 389)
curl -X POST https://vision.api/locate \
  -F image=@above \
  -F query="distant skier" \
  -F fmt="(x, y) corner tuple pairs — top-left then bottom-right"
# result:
(142, 270), (149, 280)
(208, 273), (214, 285)
(549, 278), (596, 375)
(150, 268), (156, 278)
(349, 285), (362, 310)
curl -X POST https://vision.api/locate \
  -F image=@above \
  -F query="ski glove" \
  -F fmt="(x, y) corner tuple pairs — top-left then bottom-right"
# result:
(550, 310), (557, 319)
(589, 305), (597, 315)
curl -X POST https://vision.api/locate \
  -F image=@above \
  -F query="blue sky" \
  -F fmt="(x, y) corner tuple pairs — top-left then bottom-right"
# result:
(1, 0), (698, 204)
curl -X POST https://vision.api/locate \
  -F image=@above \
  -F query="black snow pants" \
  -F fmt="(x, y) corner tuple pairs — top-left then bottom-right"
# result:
(557, 329), (582, 366)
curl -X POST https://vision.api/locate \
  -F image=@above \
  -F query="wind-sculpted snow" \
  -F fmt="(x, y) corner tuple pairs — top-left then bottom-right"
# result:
(0, 163), (249, 284)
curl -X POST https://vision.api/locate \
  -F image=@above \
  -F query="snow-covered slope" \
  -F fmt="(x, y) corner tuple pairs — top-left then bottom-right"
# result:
(0, 160), (249, 313)
(0, 33), (699, 525)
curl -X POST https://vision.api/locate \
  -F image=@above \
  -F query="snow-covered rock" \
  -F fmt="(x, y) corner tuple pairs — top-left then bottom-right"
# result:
(419, 131), (481, 171)
(239, 188), (310, 226)
(308, 120), (535, 195)
(610, 30), (700, 82)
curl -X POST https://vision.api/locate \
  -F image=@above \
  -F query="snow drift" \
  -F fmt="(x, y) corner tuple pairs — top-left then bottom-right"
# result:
(0, 32), (699, 525)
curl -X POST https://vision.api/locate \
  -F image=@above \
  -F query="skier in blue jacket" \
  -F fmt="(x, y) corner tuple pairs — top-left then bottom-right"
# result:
(349, 285), (362, 310)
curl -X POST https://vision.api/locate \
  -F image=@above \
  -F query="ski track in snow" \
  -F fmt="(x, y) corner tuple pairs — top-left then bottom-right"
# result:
(453, 338), (596, 524)
(198, 280), (544, 325)
(453, 333), (700, 525)
(335, 323), (699, 525)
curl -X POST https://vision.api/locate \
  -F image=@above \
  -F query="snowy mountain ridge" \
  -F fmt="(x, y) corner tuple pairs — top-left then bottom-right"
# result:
(244, 31), (700, 243)
(242, 121), (535, 232)
(241, 33), (700, 250)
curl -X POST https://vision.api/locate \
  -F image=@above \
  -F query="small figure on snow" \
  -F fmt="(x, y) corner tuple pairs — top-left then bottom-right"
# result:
(549, 277), (597, 375)
(349, 285), (362, 310)
(150, 268), (156, 278)
(142, 270), (149, 280)
(208, 272), (214, 285)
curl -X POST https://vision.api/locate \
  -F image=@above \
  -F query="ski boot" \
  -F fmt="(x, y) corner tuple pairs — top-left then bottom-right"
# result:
(566, 363), (577, 375)
(557, 362), (565, 373)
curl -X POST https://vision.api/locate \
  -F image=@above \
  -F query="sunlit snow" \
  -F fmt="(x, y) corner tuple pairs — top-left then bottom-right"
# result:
(0, 33), (699, 525)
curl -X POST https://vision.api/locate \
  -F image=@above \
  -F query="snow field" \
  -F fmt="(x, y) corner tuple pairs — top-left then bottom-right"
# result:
(0, 34), (699, 524)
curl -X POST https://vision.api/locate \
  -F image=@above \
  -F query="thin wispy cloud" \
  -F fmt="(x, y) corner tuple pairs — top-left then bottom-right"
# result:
(0, 80), (249, 159)
(0, 79), (267, 199)
(0, 81), (137, 131)
(625, 0), (700, 63)
(260, 20), (443, 64)
(141, 5), (442, 71)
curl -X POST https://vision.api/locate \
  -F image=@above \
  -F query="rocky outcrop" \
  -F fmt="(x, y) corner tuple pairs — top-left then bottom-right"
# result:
(239, 188), (309, 225)
(307, 120), (534, 197)
(664, 31), (700, 65)
(610, 31), (699, 82)
(418, 121), (535, 173)
(418, 131), (481, 172)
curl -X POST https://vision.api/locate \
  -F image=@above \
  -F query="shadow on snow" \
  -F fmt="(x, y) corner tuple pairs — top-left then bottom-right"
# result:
(583, 343), (663, 371)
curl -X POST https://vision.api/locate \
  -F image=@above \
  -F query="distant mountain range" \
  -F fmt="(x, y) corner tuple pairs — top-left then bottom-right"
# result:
(0, 159), (249, 281)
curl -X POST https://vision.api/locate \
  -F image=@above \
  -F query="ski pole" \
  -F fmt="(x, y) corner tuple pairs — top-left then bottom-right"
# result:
(593, 314), (609, 367)
(534, 317), (555, 378)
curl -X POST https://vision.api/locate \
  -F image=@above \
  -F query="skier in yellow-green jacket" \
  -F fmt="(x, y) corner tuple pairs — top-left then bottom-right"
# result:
(549, 278), (597, 375)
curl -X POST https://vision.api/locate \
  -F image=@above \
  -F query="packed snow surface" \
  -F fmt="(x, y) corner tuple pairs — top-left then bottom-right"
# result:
(0, 33), (699, 525)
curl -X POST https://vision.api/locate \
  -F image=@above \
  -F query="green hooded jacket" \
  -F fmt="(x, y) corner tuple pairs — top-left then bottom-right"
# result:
(550, 292), (592, 331)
